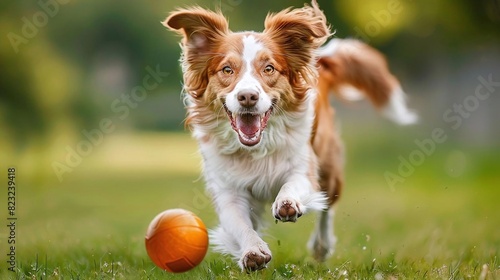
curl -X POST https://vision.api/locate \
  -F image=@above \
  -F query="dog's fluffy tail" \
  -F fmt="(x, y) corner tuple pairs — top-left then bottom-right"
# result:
(316, 39), (417, 125)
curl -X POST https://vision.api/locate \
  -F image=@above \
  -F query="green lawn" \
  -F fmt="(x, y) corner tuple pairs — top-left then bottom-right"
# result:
(1, 130), (499, 279)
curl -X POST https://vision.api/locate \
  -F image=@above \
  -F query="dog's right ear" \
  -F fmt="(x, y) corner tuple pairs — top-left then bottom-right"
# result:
(163, 7), (229, 58)
(163, 8), (229, 98)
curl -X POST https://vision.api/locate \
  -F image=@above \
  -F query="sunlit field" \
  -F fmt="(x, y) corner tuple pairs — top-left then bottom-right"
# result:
(1, 130), (499, 279)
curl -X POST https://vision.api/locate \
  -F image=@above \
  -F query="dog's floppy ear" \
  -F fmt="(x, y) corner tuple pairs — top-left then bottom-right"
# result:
(163, 8), (229, 98)
(164, 7), (228, 55)
(264, 0), (331, 83)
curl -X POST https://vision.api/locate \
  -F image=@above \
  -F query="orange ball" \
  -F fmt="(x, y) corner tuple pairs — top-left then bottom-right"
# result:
(145, 209), (209, 273)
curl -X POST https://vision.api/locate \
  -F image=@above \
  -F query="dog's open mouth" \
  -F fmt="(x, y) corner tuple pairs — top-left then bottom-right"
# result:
(223, 105), (273, 146)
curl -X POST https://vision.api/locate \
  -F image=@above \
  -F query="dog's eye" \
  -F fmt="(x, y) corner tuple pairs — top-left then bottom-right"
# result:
(222, 66), (234, 75)
(263, 65), (275, 74)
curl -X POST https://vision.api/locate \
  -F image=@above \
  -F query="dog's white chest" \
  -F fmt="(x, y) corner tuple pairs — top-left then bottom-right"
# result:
(201, 146), (309, 201)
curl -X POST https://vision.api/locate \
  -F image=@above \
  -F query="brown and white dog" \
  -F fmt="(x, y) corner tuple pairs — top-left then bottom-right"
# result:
(164, 0), (416, 271)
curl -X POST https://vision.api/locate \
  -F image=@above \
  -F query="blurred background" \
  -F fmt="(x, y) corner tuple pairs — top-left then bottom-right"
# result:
(0, 0), (499, 277)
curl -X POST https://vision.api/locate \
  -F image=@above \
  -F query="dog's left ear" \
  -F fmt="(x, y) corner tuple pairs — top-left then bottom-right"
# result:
(264, 0), (331, 73)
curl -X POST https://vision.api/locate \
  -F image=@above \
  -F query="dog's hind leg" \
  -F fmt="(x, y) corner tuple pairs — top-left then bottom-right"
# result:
(309, 97), (344, 261)
(308, 207), (336, 261)
(307, 134), (342, 261)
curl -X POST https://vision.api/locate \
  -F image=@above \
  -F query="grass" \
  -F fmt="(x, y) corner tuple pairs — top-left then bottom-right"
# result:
(1, 129), (499, 279)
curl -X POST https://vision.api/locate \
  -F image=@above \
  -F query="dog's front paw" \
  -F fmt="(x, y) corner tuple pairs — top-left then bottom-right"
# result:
(240, 245), (272, 272)
(272, 198), (303, 222)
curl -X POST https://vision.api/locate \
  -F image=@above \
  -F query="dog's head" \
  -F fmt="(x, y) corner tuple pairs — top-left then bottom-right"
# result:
(164, 1), (330, 147)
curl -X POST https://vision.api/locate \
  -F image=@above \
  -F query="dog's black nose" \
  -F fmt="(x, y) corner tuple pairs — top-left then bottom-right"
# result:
(237, 90), (259, 107)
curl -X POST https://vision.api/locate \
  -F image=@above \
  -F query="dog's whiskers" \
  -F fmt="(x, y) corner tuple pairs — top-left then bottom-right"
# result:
(215, 103), (226, 127)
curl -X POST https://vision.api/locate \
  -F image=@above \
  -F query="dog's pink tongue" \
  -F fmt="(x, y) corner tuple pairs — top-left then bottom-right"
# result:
(236, 114), (260, 136)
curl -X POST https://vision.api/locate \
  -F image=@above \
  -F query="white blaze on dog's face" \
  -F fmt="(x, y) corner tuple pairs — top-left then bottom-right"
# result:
(223, 35), (274, 147)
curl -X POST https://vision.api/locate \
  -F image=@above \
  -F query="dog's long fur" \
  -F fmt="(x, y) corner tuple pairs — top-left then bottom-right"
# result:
(164, 0), (416, 271)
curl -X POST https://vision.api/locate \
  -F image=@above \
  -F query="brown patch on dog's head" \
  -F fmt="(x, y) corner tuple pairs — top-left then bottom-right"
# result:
(263, 0), (331, 104)
(164, 8), (229, 99)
